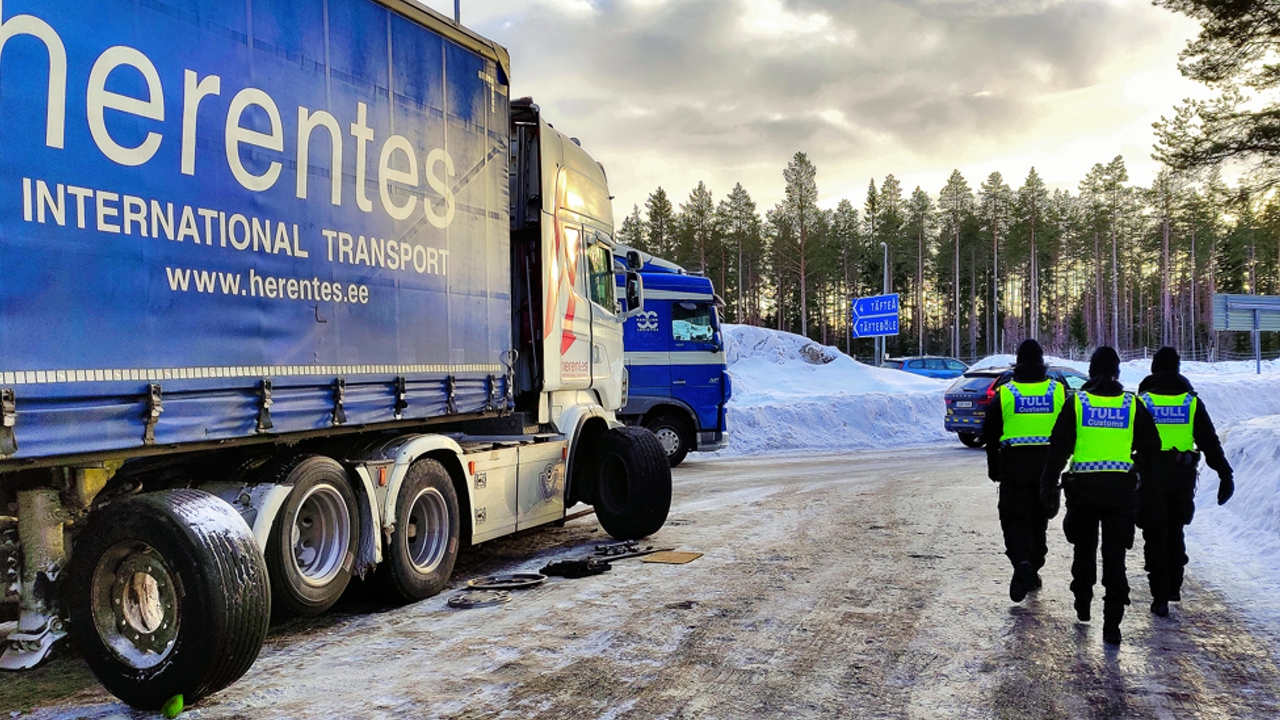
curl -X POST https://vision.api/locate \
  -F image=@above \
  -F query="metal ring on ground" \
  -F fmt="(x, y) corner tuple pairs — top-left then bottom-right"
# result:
(447, 590), (512, 609)
(465, 573), (547, 591)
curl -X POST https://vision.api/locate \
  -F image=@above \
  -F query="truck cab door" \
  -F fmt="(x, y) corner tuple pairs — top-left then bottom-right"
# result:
(544, 223), (593, 389)
(621, 294), (672, 403)
(670, 300), (725, 434)
(583, 236), (625, 410)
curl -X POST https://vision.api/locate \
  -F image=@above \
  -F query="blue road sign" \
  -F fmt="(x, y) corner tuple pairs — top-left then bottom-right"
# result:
(850, 293), (899, 338)
(853, 315), (899, 338)
(852, 294), (899, 318)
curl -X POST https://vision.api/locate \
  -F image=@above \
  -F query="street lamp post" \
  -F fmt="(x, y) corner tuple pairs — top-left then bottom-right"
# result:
(879, 242), (888, 366)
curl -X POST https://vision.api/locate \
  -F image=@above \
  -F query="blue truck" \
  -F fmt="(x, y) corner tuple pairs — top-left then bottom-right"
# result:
(0, 0), (671, 707)
(617, 252), (730, 467)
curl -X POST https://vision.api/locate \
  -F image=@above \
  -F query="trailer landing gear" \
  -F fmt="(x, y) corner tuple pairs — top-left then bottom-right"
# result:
(1, 489), (67, 671)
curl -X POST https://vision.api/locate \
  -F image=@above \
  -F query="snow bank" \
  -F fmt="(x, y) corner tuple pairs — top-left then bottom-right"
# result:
(722, 325), (949, 456)
(1186, 416), (1280, 627)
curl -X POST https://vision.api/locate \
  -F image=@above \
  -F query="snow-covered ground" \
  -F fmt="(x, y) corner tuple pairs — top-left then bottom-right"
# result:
(722, 324), (1280, 638)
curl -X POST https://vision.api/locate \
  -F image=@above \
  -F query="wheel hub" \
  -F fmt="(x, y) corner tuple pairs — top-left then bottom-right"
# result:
(292, 484), (350, 588)
(93, 544), (179, 667)
(654, 427), (681, 456)
(406, 488), (448, 573)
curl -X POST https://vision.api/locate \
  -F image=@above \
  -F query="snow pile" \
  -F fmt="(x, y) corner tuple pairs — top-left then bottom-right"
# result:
(722, 324), (949, 455)
(1187, 416), (1280, 627)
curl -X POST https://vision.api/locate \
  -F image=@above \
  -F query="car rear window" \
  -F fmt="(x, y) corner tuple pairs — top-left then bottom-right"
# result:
(949, 375), (996, 392)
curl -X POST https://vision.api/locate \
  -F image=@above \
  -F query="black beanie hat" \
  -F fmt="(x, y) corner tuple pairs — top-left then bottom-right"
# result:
(1089, 346), (1121, 381)
(1152, 346), (1180, 374)
(1016, 339), (1044, 367)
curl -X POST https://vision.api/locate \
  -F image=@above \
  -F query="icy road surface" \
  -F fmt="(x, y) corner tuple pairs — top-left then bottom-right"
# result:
(6, 447), (1280, 719)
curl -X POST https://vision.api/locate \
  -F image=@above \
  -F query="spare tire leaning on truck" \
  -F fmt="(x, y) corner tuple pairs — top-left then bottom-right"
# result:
(592, 427), (672, 540)
(67, 490), (271, 710)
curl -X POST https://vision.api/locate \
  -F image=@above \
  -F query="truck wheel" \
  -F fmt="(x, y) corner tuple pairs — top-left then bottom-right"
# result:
(644, 415), (692, 468)
(594, 426), (672, 540)
(265, 456), (360, 618)
(378, 459), (459, 603)
(68, 490), (270, 710)
(958, 432), (985, 448)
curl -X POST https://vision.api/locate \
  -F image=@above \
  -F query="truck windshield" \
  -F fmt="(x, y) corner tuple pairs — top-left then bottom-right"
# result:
(672, 302), (715, 342)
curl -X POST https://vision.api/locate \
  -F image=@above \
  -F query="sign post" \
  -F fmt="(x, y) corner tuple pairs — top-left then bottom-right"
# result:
(1211, 294), (1280, 373)
(850, 293), (900, 366)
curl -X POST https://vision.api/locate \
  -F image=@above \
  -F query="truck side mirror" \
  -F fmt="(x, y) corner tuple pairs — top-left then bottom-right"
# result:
(713, 330), (723, 350)
(626, 249), (643, 270)
(621, 271), (644, 318)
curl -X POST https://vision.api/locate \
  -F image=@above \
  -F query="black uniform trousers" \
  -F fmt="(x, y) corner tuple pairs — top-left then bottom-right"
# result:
(997, 445), (1051, 572)
(1063, 472), (1136, 609)
(1140, 454), (1197, 603)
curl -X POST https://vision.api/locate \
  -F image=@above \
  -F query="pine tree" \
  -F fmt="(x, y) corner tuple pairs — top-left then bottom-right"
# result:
(781, 153), (822, 337)
(1014, 168), (1049, 341)
(645, 188), (677, 260)
(717, 183), (763, 324)
(938, 171), (975, 356)
(677, 182), (716, 274)
(617, 204), (646, 252)
(1154, 0), (1280, 190)
(979, 172), (1013, 353)
(906, 188), (935, 354)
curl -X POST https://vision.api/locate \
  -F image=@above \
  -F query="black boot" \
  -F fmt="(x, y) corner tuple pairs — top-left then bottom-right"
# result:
(1102, 603), (1123, 645)
(1010, 562), (1035, 603)
(1150, 600), (1169, 618)
(1074, 595), (1091, 622)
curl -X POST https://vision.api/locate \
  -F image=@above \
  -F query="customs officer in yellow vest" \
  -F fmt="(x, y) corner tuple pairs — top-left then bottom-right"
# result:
(981, 339), (1066, 603)
(1137, 346), (1233, 618)
(1039, 347), (1161, 645)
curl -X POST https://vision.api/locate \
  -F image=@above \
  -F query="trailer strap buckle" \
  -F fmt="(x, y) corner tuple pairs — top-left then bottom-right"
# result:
(142, 384), (163, 445)
(257, 378), (274, 433)
(446, 375), (458, 415)
(0, 388), (15, 457)
(486, 375), (500, 412)
(393, 376), (408, 419)
(332, 378), (347, 426)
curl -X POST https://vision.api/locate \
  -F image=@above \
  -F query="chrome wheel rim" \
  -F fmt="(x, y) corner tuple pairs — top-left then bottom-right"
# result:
(406, 487), (449, 573)
(291, 484), (350, 588)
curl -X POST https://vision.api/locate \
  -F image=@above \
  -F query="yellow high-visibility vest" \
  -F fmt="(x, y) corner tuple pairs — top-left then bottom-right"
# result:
(1140, 392), (1197, 452)
(998, 379), (1065, 447)
(1070, 391), (1135, 473)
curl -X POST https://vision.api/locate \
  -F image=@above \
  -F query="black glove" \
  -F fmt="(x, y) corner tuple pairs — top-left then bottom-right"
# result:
(1218, 475), (1235, 506)
(1040, 480), (1060, 519)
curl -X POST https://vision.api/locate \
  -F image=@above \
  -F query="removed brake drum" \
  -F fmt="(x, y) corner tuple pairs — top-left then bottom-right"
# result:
(447, 590), (512, 609)
(465, 573), (547, 591)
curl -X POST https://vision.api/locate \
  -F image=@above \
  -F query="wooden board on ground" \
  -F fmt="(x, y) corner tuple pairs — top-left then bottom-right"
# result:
(642, 551), (702, 565)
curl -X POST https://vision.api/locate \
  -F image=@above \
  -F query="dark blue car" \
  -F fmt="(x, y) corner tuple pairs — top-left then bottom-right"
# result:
(944, 365), (1088, 447)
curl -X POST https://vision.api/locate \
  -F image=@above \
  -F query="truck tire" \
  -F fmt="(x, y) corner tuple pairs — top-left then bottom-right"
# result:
(645, 415), (692, 468)
(958, 432), (985, 448)
(593, 426), (672, 540)
(378, 459), (459, 603)
(68, 490), (270, 710)
(264, 456), (360, 618)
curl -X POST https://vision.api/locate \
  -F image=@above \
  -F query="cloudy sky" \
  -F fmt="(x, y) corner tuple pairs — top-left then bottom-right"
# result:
(421, 0), (1207, 217)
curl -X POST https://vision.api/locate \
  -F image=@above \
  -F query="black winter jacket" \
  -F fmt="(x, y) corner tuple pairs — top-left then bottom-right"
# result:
(1136, 371), (1233, 479)
(982, 363), (1050, 479)
(1038, 377), (1162, 487)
